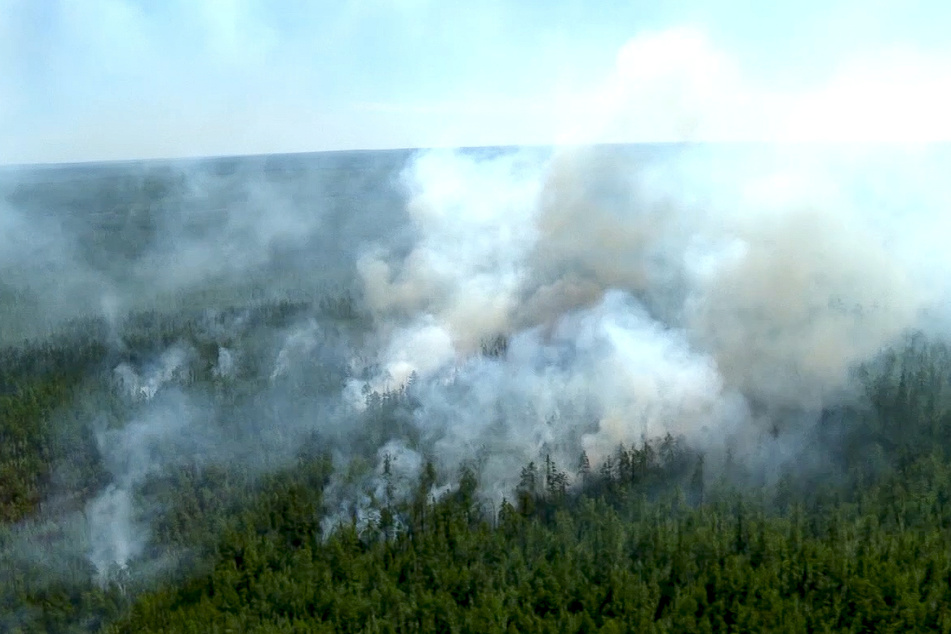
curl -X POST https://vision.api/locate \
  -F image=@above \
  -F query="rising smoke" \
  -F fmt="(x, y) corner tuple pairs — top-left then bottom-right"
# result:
(2, 142), (946, 589)
(342, 142), (936, 506)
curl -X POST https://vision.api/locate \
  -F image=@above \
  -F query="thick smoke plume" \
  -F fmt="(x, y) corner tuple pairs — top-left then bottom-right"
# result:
(1, 143), (947, 596)
(344, 142), (942, 502)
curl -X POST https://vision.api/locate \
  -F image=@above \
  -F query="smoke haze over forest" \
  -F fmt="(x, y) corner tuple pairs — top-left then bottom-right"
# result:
(3, 142), (951, 589)
(4, 1), (951, 630)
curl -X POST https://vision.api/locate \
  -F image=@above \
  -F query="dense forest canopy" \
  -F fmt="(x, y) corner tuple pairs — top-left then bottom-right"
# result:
(3, 145), (951, 632)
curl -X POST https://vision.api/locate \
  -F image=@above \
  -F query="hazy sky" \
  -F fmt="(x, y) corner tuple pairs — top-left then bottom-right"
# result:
(2, 0), (950, 164)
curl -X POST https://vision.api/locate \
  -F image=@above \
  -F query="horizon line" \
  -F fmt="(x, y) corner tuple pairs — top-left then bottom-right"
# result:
(2, 140), (947, 171)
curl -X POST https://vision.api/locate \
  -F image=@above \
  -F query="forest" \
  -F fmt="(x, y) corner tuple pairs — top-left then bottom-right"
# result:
(2, 292), (951, 633)
(4, 146), (951, 632)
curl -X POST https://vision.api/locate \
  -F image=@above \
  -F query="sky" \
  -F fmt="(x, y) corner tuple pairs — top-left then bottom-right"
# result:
(2, 0), (951, 164)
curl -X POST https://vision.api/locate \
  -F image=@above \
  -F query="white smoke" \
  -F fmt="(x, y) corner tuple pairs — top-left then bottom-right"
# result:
(357, 149), (545, 353)
(213, 346), (237, 379)
(88, 349), (215, 581)
(348, 140), (934, 500)
(113, 344), (193, 401)
(271, 318), (322, 382)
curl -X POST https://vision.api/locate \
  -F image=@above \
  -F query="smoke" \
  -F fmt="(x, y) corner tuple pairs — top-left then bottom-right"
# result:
(0, 152), (407, 343)
(683, 202), (918, 409)
(347, 141), (936, 504)
(3, 144), (948, 612)
(5, 124), (950, 610)
(88, 345), (221, 582)
(133, 162), (324, 295)
(357, 148), (545, 349)
(0, 184), (112, 339)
